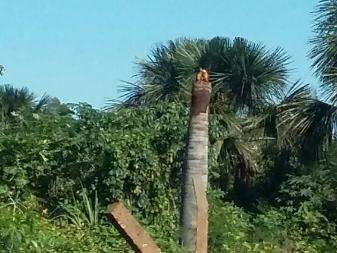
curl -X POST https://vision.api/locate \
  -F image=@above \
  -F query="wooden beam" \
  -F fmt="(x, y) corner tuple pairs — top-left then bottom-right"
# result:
(106, 202), (162, 253)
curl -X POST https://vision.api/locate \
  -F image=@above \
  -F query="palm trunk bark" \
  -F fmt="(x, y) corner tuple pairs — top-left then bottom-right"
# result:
(181, 70), (211, 252)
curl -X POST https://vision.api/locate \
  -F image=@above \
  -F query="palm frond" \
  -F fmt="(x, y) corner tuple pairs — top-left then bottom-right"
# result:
(121, 40), (184, 105)
(34, 93), (51, 112)
(310, 0), (337, 104)
(0, 84), (35, 121)
(211, 114), (259, 186)
(219, 38), (290, 112)
(119, 81), (145, 106)
(221, 136), (257, 185)
(278, 82), (337, 162)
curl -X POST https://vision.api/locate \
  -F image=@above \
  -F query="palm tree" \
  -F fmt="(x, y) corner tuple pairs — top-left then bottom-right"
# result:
(280, 0), (337, 163)
(0, 84), (34, 122)
(181, 69), (211, 251)
(122, 37), (290, 182)
(0, 84), (50, 123)
(121, 36), (291, 250)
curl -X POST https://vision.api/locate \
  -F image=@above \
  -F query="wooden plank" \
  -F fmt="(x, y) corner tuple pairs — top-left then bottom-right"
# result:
(106, 202), (162, 253)
(193, 177), (208, 253)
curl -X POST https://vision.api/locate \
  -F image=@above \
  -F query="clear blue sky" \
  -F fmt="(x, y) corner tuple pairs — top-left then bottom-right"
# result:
(0, 0), (318, 108)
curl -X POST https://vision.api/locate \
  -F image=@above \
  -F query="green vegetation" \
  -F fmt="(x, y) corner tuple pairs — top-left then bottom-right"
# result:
(2, 0), (337, 252)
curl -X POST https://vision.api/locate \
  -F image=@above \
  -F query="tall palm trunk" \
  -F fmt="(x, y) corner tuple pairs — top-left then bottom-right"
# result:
(181, 70), (211, 252)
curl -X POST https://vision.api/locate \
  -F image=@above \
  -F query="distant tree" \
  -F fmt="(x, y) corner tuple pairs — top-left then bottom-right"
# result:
(0, 84), (35, 122)
(44, 97), (72, 115)
(0, 84), (50, 123)
(280, 0), (337, 163)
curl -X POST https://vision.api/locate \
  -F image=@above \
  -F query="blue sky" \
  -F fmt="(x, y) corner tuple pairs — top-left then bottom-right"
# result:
(1, 0), (318, 108)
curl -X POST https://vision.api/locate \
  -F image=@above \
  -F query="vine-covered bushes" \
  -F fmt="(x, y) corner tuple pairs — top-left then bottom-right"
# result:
(0, 102), (188, 219)
(1, 101), (337, 252)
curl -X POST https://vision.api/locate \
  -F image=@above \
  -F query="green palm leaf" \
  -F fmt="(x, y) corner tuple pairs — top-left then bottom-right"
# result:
(310, 0), (337, 104)
(120, 36), (290, 113)
(0, 84), (35, 121)
(278, 82), (337, 162)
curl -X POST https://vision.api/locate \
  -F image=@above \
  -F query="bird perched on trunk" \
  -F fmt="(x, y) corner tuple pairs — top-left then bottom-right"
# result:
(196, 68), (209, 82)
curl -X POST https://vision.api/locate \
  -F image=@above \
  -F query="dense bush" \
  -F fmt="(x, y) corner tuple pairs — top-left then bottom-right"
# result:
(0, 193), (184, 252)
(0, 193), (132, 253)
(1, 100), (337, 252)
(0, 102), (188, 251)
(0, 102), (187, 216)
(209, 188), (337, 253)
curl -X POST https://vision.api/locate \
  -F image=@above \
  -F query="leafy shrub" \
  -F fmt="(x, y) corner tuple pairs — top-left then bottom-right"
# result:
(0, 205), (132, 253)
(209, 190), (283, 253)
(208, 189), (337, 253)
(0, 102), (187, 252)
(0, 102), (188, 219)
(2, 100), (337, 252)
(276, 165), (337, 252)
(59, 187), (99, 227)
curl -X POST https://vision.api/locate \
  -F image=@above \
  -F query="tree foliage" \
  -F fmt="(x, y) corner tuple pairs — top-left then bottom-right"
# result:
(122, 37), (290, 114)
(2, 1), (337, 251)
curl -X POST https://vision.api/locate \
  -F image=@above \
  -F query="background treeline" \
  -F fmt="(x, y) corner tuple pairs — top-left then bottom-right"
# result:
(1, 0), (337, 252)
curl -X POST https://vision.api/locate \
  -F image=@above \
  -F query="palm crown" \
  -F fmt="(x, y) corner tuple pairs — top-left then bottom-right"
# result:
(122, 36), (290, 115)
